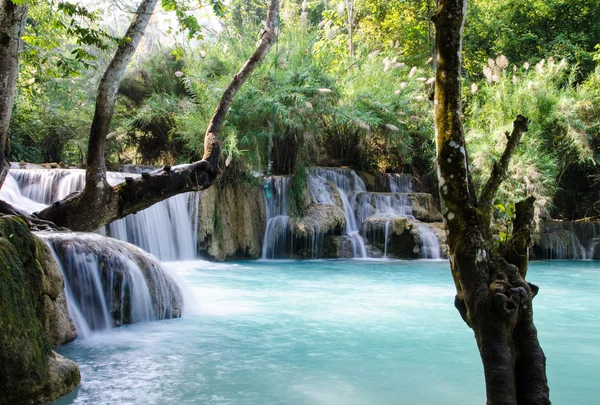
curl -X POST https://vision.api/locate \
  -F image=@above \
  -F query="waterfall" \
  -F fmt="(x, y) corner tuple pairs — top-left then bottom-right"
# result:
(355, 193), (414, 225)
(387, 173), (413, 193)
(308, 168), (367, 258)
(0, 174), (47, 213)
(415, 224), (441, 259)
(5, 168), (199, 261)
(261, 177), (292, 259)
(100, 192), (199, 261)
(535, 221), (600, 260)
(40, 233), (182, 338)
(354, 173), (441, 259)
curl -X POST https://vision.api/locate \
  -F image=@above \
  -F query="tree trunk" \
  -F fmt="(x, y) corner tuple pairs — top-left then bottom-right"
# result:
(0, 0), (29, 189)
(432, 1), (550, 404)
(202, 0), (280, 171)
(37, 0), (281, 232)
(84, 0), (159, 194)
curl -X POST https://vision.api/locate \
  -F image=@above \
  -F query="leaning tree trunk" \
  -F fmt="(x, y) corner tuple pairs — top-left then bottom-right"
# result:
(0, 0), (29, 189)
(202, 0), (280, 171)
(432, 1), (550, 404)
(37, 0), (280, 232)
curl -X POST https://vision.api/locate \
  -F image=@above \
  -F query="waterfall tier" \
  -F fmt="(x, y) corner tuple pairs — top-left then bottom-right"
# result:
(532, 221), (600, 260)
(39, 233), (183, 338)
(3, 168), (199, 261)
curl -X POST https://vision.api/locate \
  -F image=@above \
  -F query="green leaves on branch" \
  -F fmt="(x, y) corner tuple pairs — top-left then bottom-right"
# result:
(161, 0), (226, 41)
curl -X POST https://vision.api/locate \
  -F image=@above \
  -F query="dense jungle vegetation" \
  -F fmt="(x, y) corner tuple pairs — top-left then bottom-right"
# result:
(7, 0), (600, 221)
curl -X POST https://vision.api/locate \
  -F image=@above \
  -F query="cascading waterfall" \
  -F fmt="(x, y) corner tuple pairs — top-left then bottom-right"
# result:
(40, 233), (182, 338)
(355, 193), (414, 225)
(387, 173), (413, 193)
(355, 174), (441, 259)
(100, 192), (200, 261)
(308, 168), (367, 258)
(261, 176), (292, 259)
(415, 223), (441, 259)
(4, 168), (199, 261)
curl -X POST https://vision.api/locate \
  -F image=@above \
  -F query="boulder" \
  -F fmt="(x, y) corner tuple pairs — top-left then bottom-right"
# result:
(0, 216), (80, 405)
(35, 239), (77, 348)
(292, 203), (346, 237)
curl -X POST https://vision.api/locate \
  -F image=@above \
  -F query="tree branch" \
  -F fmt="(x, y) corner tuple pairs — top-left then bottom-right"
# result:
(478, 115), (530, 213)
(84, 0), (160, 193)
(503, 196), (536, 279)
(202, 0), (280, 171)
(36, 161), (214, 232)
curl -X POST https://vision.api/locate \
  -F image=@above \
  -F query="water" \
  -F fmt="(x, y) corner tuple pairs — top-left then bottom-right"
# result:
(41, 232), (183, 338)
(415, 224), (441, 260)
(52, 260), (599, 405)
(308, 168), (367, 258)
(3, 169), (199, 261)
(262, 177), (292, 259)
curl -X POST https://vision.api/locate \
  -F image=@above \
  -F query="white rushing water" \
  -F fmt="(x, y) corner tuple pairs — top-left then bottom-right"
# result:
(261, 176), (292, 259)
(3, 168), (199, 261)
(41, 233), (182, 339)
(308, 168), (368, 258)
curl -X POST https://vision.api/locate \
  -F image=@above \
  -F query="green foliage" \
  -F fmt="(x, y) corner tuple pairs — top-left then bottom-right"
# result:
(465, 56), (597, 220)
(465, 0), (600, 77)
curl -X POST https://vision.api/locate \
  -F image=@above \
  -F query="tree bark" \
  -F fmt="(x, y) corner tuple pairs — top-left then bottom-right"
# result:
(37, 0), (281, 232)
(36, 161), (214, 232)
(432, 1), (550, 404)
(0, 0), (29, 189)
(202, 0), (280, 171)
(84, 0), (159, 194)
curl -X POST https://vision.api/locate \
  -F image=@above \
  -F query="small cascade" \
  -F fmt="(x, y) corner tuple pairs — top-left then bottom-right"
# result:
(534, 221), (600, 260)
(355, 173), (441, 259)
(537, 231), (585, 260)
(355, 193), (414, 225)
(415, 223), (441, 259)
(40, 233), (182, 338)
(101, 192), (200, 261)
(383, 220), (391, 258)
(0, 174), (47, 213)
(261, 177), (292, 259)
(9, 169), (129, 204)
(387, 173), (413, 193)
(308, 168), (367, 258)
(5, 168), (200, 261)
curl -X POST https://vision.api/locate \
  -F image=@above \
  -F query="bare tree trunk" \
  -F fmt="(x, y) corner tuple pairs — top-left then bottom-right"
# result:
(0, 0), (29, 189)
(37, 0), (281, 232)
(84, 0), (159, 194)
(432, 1), (550, 404)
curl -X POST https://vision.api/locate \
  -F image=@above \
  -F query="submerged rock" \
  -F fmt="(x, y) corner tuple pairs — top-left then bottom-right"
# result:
(0, 216), (80, 404)
(39, 232), (182, 332)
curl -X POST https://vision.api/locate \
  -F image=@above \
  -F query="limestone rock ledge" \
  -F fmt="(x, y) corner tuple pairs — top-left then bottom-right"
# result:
(197, 182), (267, 261)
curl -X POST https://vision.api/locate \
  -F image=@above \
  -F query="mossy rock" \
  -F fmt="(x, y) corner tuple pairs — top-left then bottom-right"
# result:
(0, 216), (79, 404)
